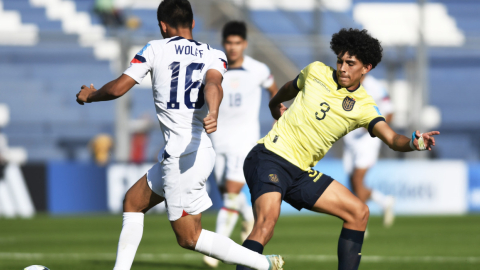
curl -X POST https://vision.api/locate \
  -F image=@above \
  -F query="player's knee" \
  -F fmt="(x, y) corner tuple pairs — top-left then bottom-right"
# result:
(344, 202), (369, 226)
(123, 193), (143, 212)
(355, 203), (369, 225)
(176, 235), (197, 250)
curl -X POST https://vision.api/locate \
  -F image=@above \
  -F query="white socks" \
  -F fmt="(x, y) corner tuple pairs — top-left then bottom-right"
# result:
(195, 229), (270, 270)
(371, 189), (389, 209)
(216, 192), (255, 237)
(113, 212), (144, 270)
(216, 193), (240, 237)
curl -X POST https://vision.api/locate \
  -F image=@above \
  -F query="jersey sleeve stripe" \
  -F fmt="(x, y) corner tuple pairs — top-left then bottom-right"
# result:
(292, 74), (300, 90)
(367, 117), (386, 138)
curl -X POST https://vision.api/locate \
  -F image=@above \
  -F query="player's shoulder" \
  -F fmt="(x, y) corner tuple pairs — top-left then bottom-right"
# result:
(210, 47), (227, 59)
(354, 85), (377, 105)
(362, 75), (384, 92)
(302, 61), (333, 76)
(145, 39), (167, 48)
(243, 55), (269, 71)
(362, 75), (389, 99)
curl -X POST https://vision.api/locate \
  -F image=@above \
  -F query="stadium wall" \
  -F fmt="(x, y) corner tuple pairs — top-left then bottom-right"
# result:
(3, 160), (480, 216)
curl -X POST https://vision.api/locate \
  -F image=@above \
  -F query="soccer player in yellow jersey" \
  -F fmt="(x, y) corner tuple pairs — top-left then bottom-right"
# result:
(236, 28), (440, 270)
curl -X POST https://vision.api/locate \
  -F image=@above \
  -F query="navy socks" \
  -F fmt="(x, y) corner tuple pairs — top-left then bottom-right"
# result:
(236, 240), (264, 270)
(338, 228), (365, 270)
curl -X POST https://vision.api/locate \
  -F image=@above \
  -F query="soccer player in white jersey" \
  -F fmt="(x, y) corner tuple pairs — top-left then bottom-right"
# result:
(75, 1), (284, 270)
(343, 75), (396, 228)
(204, 21), (278, 268)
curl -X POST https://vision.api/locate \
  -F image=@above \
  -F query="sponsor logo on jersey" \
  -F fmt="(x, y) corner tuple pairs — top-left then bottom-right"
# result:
(342, 96), (356, 111)
(269, 174), (279, 183)
(313, 78), (330, 93)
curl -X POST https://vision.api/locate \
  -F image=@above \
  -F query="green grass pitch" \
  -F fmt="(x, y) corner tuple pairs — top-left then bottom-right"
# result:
(1, 213), (479, 270)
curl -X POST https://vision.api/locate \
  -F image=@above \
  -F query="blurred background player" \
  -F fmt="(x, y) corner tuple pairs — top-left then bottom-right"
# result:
(204, 21), (278, 268)
(343, 74), (395, 228)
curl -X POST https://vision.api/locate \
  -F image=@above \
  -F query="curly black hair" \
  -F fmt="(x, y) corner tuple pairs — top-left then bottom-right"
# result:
(330, 28), (383, 69)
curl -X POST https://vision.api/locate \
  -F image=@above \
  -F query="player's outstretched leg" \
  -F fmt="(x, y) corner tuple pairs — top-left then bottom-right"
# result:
(312, 180), (369, 270)
(236, 192), (284, 270)
(113, 174), (164, 270)
(170, 213), (279, 270)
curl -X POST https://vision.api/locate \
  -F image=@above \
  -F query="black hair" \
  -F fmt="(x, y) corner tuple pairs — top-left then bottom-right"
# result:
(222, 21), (247, 40)
(330, 28), (383, 69)
(157, 0), (193, 29)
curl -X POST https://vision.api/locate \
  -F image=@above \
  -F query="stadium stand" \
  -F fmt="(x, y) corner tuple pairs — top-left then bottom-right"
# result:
(0, 0), (115, 161)
(245, 0), (480, 160)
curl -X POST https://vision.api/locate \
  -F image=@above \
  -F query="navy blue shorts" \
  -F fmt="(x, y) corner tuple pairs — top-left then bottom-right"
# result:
(243, 144), (334, 211)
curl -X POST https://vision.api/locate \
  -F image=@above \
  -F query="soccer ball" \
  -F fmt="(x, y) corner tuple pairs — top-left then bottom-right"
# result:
(24, 266), (50, 270)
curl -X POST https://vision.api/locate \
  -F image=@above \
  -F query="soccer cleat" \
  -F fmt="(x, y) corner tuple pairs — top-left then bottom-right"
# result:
(241, 220), (255, 243)
(383, 196), (395, 228)
(203, 255), (219, 268)
(266, 255), (285, 270)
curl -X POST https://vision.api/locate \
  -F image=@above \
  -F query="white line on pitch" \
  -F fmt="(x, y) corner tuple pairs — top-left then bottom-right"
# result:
(0, 253), (479, 263)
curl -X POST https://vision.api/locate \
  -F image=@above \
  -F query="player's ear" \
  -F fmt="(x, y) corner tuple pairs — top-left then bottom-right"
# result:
(159, 21), (168, 35)
(192, 19), (195, 30)
(244, 39), (248, 49)
(362, 63), (372, 75)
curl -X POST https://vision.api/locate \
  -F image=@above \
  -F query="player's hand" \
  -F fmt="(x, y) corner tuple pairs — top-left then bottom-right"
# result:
(203, 112), (218, 134)
(413, 130), (440, 151)
(270, 103), (288, 120)
(76, 84), (97, 105)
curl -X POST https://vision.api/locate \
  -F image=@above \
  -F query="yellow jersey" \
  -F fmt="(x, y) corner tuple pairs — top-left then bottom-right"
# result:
(258, 61), (385, 171)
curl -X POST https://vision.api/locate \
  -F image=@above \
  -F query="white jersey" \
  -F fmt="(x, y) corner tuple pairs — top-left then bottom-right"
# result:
(344, 75), (394, 143)
(124, 36), (227, 160)
(209, 55), (274, 152)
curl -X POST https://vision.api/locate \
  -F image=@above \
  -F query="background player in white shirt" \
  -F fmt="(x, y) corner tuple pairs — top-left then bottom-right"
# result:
(204, 21), (278, 268)
(342, 75), (395, 227)
(75, 1), (284, 270)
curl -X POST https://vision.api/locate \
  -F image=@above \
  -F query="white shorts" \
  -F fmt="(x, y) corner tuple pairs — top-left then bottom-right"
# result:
(214, 151), (248, 185)
(147, 147), (215, 221)
(343, 135), (382, 175)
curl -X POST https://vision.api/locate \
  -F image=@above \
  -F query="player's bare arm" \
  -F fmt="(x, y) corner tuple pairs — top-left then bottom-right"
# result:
(268, 80), (298, 120)
(76, 74), (136, 105)
(203, 69), (224, 134)
(372, 121), (440, 151)
(266, 81), (279, 99)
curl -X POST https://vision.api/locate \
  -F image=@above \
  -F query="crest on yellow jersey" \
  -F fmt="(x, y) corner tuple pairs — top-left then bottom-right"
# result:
(342, 96), (356, 111)
(269, 174), (279, 183)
